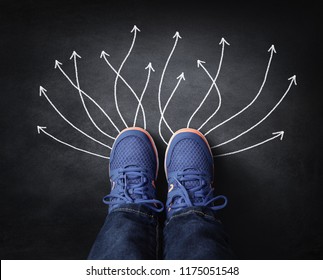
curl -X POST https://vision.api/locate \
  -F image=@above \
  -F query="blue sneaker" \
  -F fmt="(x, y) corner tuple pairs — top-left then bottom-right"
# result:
(103, 127), (164, 213)
(165, 128), (227, 217)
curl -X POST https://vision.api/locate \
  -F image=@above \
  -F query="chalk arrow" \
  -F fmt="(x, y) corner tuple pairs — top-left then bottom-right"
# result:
(69, 51), (115, 138)
(205, 44), (277, 136)
(158, 31), (182, 143)
(39, 86), (112, 149)
(173, 31), (182, 39)
(189, 39), (230, 130)
(268, 45), (277, 54)
(197, 60), (206, 68)
(145, 62), (155, 72)
(159, 72), (186, 144)
(131, 25), (141, 33)
(69, 51), (81, 60)
(288, 75), (297, 85)
(177, 72), (185, 81)
(37, 126), (47, 134)
(133, 62), (155, 128)
(214, 131), (285, 158)
(54, 60), (62, 69)
(100, 51), (110, 59)
(55, 58), (118, 137)
(39, 86), (47, 96)
(219, 37), (230, 46)
(211, 76), (296, 149)
(101, 52), (146, 128)
(37, 125), (110, 160)
(187, 61), (221, 128)
(112, 24), (143, 128)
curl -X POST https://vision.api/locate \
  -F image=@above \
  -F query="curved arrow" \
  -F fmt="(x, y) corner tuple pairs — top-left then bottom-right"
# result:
(70, 51), (116, 139)
(133, 62), (155, 128)
(158, 31), (182, 137)
(114, 25), (141, 128)
(158, 72), (185, 144)
(40, 86), (112, 149)
(214, 131), (284, 157)
(100, 51), (146, 129)
(205, 45), (276, 136)
(187, 60), (222, 128)
(211, 75), (297, 149)
(37, 126), (109, 160)
(55, 60), (118, 138)
(197, 38), (229, 130)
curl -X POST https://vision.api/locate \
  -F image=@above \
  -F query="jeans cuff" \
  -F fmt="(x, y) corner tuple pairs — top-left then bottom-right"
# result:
(109, 203), (160, 220)
(166, 206), (222, 225)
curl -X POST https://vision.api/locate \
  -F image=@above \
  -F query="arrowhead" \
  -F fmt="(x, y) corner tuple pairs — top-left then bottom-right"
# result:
(288, 75), (297, 85)
(37, 126), (47, 134)
(219, 37), (230, 46)
(173, 31), (182, 39)
(145, 62), (155, 72)
(100, 51), (110, 58)
(131, 25), (141, 33)
(54, 60), (62, 69)
(69, 51), (81, 60)
(197, 59), (206, 68)
(272, 131), (284, 140)
(177, 72), (185, 81)
(39, 86), (47, 96)
(268, 45), (277, 54)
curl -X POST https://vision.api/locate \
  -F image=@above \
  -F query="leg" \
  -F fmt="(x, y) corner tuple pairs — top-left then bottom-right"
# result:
(88, 127), (164, 260)
(164, 206), (234, 259)
(163, 128), (234, 259)
(88, 204), (160, 259)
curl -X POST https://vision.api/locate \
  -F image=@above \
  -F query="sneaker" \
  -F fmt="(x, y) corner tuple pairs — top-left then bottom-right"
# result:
(103, 127), (164, 213)
(165, 128), (227, 217)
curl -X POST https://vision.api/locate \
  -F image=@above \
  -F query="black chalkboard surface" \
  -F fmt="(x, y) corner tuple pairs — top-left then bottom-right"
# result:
(1, 0), (323, 259)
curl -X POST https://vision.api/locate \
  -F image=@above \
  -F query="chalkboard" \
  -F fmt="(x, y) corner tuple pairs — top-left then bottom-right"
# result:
(1, 0), (323, 259)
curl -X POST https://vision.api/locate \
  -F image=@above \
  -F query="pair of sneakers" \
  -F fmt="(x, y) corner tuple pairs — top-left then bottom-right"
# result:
(104, 127), (227, 217)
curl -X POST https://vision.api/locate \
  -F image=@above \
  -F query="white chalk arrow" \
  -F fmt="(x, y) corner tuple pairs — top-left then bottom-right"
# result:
(159, 72), (185, 145)
(158, 31), (182, 142)
(55, 60), (118, 137)
(54, 60), (62, 68)
(211, 75), (297, 149)
(113, 24), (141, 128)
(39, 86), (112, 149)
(37, 126), (109, 160)
(131, 25), (141, 33)
(100, 51), (146, 128)
(215, 37), (230, 80)
(205, 44), (277, 136)
(69, 51), (81, 60)
(69, 51), (114, 139)
(133, 62), (155, 128)
(187, 60), (222, 128)
(189, 38), (229, 130)
(214, 131), (284, 157)
(197, 60), (206, 68)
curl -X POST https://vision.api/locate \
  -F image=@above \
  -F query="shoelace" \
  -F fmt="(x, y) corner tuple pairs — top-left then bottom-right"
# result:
(103, 166), (164, 212)
(169, 169), (227, 211)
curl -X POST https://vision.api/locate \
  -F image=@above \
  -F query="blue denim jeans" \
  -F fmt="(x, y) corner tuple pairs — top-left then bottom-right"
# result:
(88, 203), (234, 260)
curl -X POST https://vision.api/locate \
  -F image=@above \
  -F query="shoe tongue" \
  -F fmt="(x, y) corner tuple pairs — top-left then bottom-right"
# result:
(123, 165), (142, 185)
(181, 168), (204, 203)
(181, 168), (200, 188)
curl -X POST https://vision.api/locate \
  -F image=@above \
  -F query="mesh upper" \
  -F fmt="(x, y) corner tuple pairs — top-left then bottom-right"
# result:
(167, 138), (211, 174)
(110, 135), (156, 177)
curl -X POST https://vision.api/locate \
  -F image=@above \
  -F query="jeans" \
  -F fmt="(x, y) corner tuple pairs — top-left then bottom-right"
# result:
(88, 203), (234, 260)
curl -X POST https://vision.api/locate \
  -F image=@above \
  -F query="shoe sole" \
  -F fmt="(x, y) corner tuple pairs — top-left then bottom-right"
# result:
(164, 128), (213, 180)
(110, 127), (159, 179)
